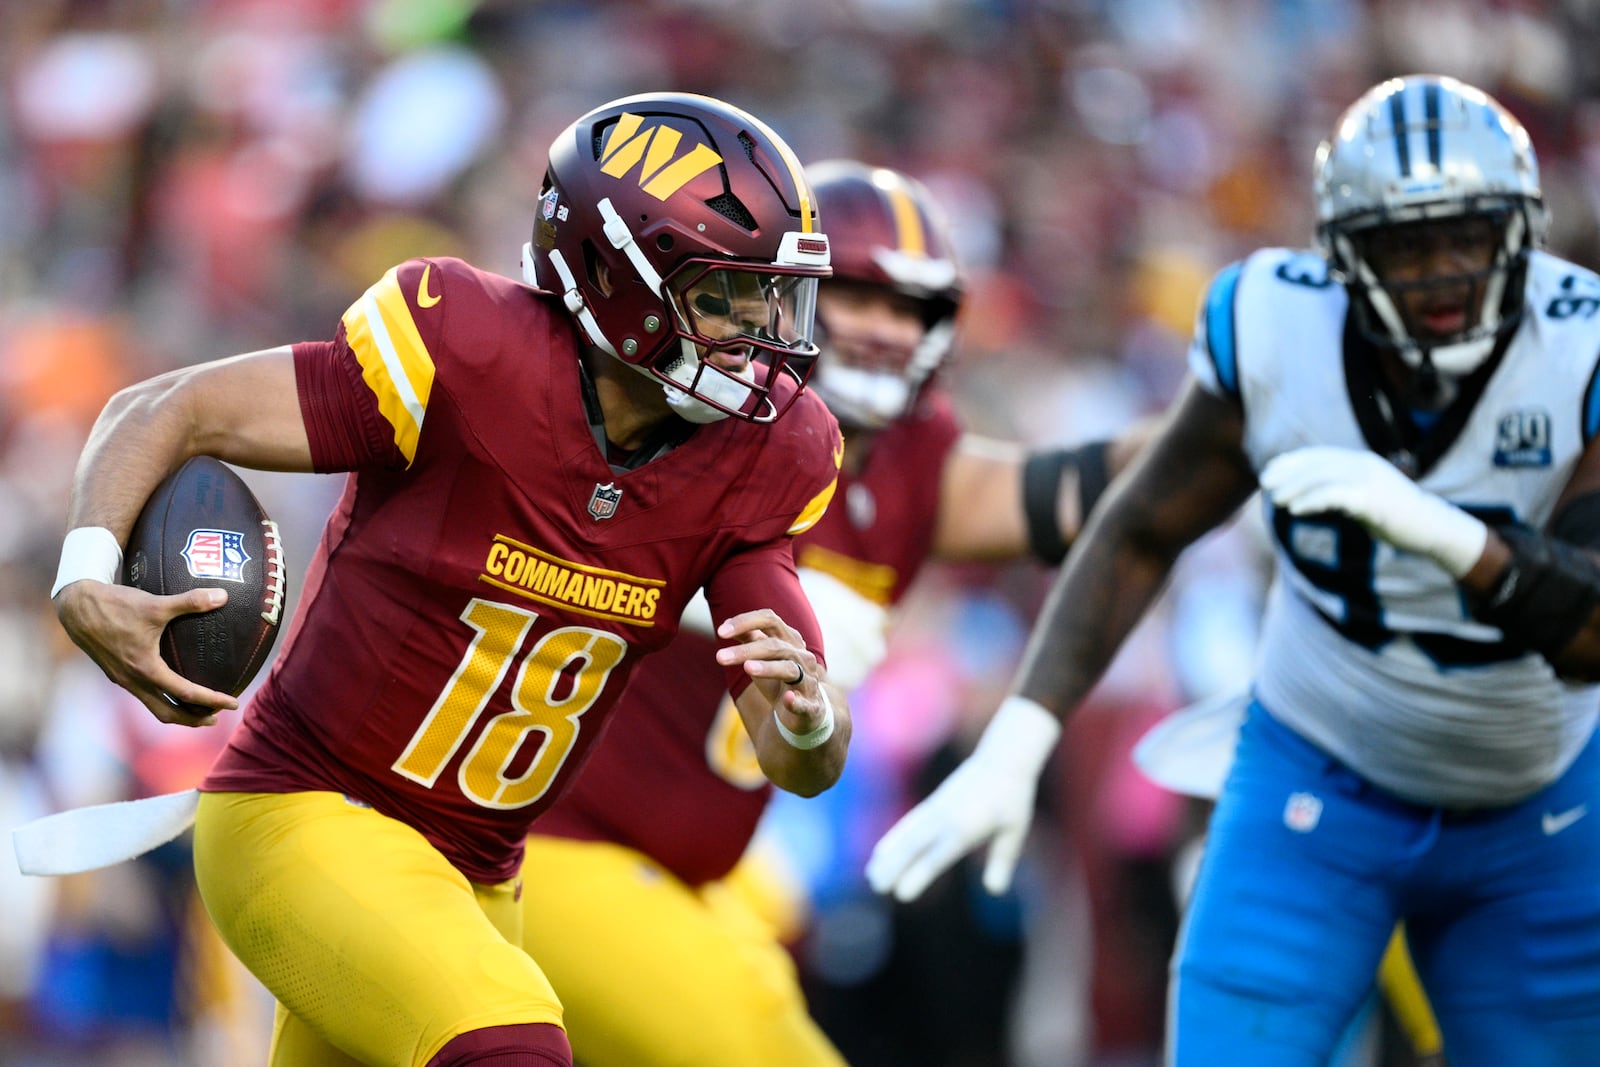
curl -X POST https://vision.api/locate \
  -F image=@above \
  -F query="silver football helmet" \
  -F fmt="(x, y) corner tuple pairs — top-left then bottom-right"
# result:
(1315, 74), (1548, 380)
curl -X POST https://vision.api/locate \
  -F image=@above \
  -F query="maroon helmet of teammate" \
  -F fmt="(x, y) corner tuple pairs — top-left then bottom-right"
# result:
(524, 92), (832, 424)
(805, 160), (964, 429)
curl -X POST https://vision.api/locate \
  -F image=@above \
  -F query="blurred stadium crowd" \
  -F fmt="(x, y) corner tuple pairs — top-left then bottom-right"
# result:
(3, 1), (1600, 1064)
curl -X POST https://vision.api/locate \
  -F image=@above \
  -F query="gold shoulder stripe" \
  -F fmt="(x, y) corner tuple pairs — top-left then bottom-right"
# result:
(341, 265), (438, 465)
(797, 544), (897, 606)
(787, 474), (838, 536)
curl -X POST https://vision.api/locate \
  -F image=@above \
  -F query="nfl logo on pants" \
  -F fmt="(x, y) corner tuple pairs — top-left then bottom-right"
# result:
(1284, 791), (1323, 833)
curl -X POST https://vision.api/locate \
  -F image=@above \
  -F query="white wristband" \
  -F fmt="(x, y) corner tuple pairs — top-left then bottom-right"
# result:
(774, 685), (836, 750)
(51, 527), (124, 599)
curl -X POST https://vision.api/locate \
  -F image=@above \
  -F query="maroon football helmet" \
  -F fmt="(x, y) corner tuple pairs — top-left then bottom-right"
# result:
(524, 92), (831, 423)
(805, 160), (964, 429)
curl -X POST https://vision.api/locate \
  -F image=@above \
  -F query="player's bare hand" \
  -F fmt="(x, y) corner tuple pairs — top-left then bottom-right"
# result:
(54, 580), (238, 726)
(715, 608), (828, 725)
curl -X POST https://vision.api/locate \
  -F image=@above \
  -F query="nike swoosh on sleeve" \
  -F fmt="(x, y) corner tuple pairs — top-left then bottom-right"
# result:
(417, 263), (441, 308)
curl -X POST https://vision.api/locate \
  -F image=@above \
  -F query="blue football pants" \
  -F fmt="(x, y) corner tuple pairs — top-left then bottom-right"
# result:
(1170, 701), (1600, 1067)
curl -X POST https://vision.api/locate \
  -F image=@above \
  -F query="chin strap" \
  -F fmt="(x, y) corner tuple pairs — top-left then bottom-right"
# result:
(597, 197), (667, 294)
(523, 241), (620, 359)
(662, 369), (734, 423)
(525, 220), (736, 424)
(811, 363), (910, 429)
(812, 312), (956, 429)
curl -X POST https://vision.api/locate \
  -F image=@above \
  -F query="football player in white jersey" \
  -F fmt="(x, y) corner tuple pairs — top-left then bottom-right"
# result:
(866, 74), (1600, 1066)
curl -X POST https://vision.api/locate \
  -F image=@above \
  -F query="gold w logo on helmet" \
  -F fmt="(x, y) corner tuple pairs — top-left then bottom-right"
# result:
(599, 113), (723, 201)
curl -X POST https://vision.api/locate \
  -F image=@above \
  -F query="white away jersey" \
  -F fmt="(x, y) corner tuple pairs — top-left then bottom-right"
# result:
(1189, 248), (1600, 807)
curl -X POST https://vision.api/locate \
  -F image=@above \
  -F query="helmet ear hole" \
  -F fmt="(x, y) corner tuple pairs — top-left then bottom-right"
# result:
(656, 234), (674, 252)
(581, 241), (614, 297)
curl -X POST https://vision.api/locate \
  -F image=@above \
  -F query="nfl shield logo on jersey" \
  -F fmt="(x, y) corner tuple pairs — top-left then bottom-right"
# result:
(181, 529), (251, 583)
(588, 482), (623, 520)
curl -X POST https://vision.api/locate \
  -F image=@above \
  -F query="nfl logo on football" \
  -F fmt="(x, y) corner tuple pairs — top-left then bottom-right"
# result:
(181, 528), (251, 582)
(588, 483), (622, 521)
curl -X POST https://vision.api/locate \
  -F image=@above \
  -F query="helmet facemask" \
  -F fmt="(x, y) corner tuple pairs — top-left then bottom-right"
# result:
(653, 252), (824, 422)
(811, 279), (957, 430)
(528, 198), (828, 424)
(1313, 75), (1548, 408)
(1328, 203), (1533, 405)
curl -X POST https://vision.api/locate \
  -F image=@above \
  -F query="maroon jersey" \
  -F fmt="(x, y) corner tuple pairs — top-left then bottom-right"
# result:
(534, 392), (964, 885)
(202, 257), (843, 884)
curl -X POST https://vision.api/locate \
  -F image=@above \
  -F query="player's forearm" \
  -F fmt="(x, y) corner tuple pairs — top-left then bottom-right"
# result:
(752, 681), (852, 796)
(69, 372), (208, 539)
(1011, 392), (1247, 720)
(1011, 516), (1176, 719)
(69, 349), (311, 539)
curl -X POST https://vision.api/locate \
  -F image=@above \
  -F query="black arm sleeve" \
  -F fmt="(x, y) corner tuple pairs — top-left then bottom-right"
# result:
(1465, 521), (1600, 658)
(1022, 441), (1112, 566)
(1550, 490), (1600, 549)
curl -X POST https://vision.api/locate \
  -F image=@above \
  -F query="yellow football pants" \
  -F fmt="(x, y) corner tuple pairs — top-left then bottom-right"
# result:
(520, 834), (846, 1067)
(194, 791), (564, 1067)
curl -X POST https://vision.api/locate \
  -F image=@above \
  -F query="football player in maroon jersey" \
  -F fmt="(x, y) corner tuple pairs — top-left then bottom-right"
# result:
(49, 93), (851, 1067)
(518, 160), (1148, 1066)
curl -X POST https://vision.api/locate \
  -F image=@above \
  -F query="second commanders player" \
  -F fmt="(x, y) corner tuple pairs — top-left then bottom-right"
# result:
(518, 160), (1145, 1066)
(49, 93), (850, 1067)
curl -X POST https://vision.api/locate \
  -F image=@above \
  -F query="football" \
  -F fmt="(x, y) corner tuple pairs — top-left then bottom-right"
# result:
(123, 456), (286, 707)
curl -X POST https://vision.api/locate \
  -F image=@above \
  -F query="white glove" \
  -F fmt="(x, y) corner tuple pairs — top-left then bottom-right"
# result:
(866, 695), (1061, 902)
(680, 588), (715, 636)
(798, 567), (888, 691)
(1259, 446), (1488, 578)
